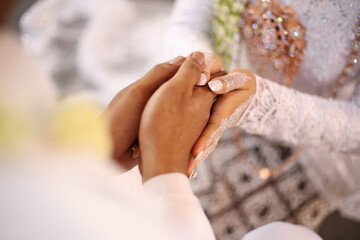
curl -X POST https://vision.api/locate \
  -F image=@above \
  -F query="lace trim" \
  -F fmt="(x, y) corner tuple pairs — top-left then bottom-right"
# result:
(238, 75), (360, 154)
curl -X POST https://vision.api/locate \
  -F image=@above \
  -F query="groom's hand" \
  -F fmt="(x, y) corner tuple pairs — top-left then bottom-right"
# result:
(139, 52), (216, 181)
(188, 69), (256, 174)
(101, 56), (186, 171)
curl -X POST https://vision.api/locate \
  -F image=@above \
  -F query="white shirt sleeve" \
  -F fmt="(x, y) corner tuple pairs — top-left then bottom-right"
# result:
(242, 222), (322, 240)
(0, 159), (215, 240)
(163, 0), (215, 58)
(143, 173), (216, 240)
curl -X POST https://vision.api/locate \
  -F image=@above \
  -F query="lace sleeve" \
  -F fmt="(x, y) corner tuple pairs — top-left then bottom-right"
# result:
(163, 0), (215, 58)
(238, 76), (360, 154)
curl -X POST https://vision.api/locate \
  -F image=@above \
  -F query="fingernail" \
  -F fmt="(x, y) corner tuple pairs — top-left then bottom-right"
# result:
(191, 52), (205, 65)
(196, 73), (208, 86)
(208, 80), (223, 92)
(169, 56), (183, 65)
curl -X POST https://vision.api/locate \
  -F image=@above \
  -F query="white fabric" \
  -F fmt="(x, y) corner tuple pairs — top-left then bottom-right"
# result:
(239, 76), (360, 154)
(20, 0), (172, 104)
(242, 222), (322, 240)
(0, 157), (214, 240)
(165, 0), (360, 219)
(164, 0), (214, 58)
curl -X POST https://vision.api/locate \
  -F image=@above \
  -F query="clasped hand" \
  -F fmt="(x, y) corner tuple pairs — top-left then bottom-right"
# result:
(102, 52), (256, 182)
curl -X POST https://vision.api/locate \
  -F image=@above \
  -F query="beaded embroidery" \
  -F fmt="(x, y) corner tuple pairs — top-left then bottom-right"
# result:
(212, 0), (360, 96)
(241, 0), (306, 87)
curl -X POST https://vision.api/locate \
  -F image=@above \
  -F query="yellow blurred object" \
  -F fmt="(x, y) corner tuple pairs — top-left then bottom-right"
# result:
(0, 104), (31, 154)
(51, 101), (112, 158)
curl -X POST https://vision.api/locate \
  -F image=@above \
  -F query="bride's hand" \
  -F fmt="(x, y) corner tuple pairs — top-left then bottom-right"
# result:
(102, 56), (186, 171)
(139, 52), (216, 182)
(188, 69), (257, 174)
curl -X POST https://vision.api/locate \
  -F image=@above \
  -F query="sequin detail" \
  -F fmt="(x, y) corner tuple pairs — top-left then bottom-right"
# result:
(223, 72), (252, 92)
(241, 0), (306, 87)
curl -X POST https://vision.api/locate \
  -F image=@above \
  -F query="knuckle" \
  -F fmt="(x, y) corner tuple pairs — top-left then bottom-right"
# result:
(152, 63), (170, 73)
(165, 84), (178, 93)
(184, 60), (202, 72)
(166, 83), (188, 98)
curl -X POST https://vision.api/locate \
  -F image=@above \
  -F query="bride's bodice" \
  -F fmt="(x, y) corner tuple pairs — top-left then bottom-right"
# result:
(282, 0), (360, 96)
(234, 0), (360, 97)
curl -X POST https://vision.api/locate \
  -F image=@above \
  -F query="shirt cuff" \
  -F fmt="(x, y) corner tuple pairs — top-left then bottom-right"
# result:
(143, 173), (194, 196)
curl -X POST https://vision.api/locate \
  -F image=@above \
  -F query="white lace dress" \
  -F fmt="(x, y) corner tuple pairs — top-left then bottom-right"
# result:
(164, 0), (360, 223)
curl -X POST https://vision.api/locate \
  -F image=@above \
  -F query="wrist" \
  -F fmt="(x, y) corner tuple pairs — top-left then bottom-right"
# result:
(143, 169), (187, 183)
(141, 154), (188, 182)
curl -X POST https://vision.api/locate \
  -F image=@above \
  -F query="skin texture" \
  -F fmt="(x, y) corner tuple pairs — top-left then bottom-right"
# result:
(102, 53), (222, 175)
(101, 56), (186, 170)
(139, 52), (216, 181)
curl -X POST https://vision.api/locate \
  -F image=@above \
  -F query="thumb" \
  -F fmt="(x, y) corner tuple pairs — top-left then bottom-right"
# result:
(196, 53), (223, 86)
(171, 52), (205, 89)
(207, 69), (255, 94)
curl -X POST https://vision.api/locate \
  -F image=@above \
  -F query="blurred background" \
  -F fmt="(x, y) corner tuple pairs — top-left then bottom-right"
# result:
(13, 0), (174, 104)
(8, 0), (360, 239)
